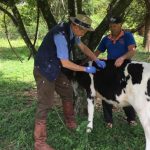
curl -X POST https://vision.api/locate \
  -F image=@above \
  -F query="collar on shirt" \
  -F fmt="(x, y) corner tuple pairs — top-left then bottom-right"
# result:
(108, 30), (124, 44)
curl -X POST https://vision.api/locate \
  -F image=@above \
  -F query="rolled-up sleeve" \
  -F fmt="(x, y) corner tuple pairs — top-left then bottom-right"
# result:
(54, 34), (69, 59)
(126, 32), (136, 47)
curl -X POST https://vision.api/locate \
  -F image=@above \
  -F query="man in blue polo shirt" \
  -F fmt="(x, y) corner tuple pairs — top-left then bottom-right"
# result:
(95, 16), (136, 128)
(33, 14), (106, 150)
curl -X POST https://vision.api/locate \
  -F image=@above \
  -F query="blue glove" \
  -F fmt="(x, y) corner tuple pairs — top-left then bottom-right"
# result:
(95, 59), (106, 69)
(85, 66), (96, 73)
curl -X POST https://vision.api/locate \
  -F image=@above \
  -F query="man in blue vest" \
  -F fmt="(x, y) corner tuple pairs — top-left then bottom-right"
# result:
(33, 14), (106, 150)
(95, 16), (137, 128)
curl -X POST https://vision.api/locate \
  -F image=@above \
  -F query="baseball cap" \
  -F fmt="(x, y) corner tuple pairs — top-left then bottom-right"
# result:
(109, 16), (123, 24)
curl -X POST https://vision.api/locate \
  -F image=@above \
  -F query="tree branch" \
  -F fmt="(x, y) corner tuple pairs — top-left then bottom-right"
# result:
(28, 2), (40, 60)
(37, 0), (56, 30)
(10, 4), (37, 56)
(0, 5), (17, 26)
(76, 0), (82, 14)
(0, 2), (37, 57)
(4, 10), (23, 63)
(68, 0), (75, 17)
(130, 23), (145, 33)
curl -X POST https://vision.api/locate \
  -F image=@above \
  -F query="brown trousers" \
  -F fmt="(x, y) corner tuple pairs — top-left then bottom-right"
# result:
(33, 68), (73, 120)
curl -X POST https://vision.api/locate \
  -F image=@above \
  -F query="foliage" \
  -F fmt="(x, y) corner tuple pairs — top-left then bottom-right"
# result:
(0, 0), (147, 40)
(84, 0), (111, 28)
(49, 0), (68, 22)
(124, 0), (146, 29)
(18, 2), (36, 26)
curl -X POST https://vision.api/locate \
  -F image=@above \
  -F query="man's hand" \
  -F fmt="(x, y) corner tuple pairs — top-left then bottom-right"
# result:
(95, 59), (106, 69)
(85, 66), (96, 73)
(114, 57), (125, 67)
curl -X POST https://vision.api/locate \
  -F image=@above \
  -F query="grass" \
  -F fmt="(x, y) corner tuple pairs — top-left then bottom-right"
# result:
(0, 38), (149, 150)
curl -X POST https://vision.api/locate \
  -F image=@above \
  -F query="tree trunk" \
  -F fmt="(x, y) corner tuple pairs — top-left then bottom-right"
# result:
(88, 0), (133, 50)
(37, 0), (56, 30)
(11, 4), (37, 56)
(76, 0), (82, 14)
(144, 0), (150, 52)
(68, 0), (75, 17)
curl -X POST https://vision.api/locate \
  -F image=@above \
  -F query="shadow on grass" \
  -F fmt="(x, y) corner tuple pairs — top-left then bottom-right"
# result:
(0, 48), (147, 150)
(0, 79), (36, 114)
(0, 78), (146, 150)
(0, 79), (36, 150)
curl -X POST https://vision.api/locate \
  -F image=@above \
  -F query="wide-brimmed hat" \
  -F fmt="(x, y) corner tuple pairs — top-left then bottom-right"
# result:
(70, 14), (94, 31)
(109, 16), (123, 24)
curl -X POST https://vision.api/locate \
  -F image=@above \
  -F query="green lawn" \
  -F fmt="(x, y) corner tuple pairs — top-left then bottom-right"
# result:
(0, 38), (149, 150)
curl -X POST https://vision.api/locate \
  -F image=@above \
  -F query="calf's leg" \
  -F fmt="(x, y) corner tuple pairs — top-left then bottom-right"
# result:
(86, 73), (96, 132)
(87, 97), (95, 132)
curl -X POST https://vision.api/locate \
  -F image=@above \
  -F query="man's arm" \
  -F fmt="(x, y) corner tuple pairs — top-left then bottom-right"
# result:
(115, 32), (136, 67)
(54, 34), (96, 73)
(77, 42), (106, 68)
(115, 44), (136, 67)
(60, 59), (85, 71)
(77, 42), (98, 61)
(94, 50), (101, 57)
(60, 59), (96, 73)
(121, 45), (136, 59)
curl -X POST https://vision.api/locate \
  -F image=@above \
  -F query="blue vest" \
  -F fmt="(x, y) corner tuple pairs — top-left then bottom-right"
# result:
(34, 22), (75, 81)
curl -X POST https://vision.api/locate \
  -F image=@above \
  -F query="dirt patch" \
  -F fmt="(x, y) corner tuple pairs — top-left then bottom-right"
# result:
(23, 88), (37, 98)
(23, 89), (121, 112)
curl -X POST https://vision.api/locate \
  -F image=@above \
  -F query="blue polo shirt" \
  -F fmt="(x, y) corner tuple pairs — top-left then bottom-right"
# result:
(54, 26), (81, 59)
(97, 31), (136, 59)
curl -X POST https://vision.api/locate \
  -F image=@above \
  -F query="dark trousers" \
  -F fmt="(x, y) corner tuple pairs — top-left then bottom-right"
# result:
(33, 68), (73, 120)
(102, 100), (136, 123)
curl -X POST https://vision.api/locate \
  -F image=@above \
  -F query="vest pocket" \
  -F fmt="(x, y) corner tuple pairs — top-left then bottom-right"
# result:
(40, 59), (61, 81)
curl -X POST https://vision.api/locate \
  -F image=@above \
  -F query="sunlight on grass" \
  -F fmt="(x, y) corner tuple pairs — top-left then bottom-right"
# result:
(1, 60), (34, 83)
(0, 39), (36, 84)
(0, 38), (42, 48)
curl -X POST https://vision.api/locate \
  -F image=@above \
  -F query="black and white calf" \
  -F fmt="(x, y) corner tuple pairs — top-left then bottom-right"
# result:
(62, 59), (150, 150)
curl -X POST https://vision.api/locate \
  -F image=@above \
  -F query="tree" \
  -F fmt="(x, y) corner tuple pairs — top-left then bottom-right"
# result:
(76, 0), (83, 14)
(37, 0), (56, 30)
(0, 0), (37, 56)
(144, 0), (150, 52)
(1, 0), (144, 55)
